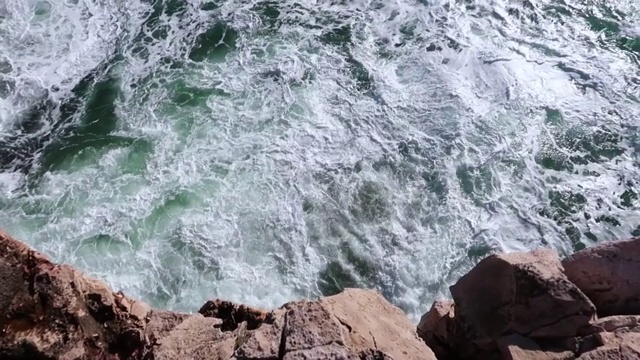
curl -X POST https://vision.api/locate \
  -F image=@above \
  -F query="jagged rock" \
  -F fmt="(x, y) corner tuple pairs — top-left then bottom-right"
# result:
(450, 248), (596, 347)
(0, 231), (435, 360)
(497, 334), (574, 360)
(234, 310), (285, 360)
(145, 310), (192, 345)
(577, 331), (640, 359)
(416, 300), (455, 359)
(152, 315), (236, 360)
(282, 300), (346, 352)
(199, 299), (269, 331)
(0, 230), (147, 360)
(580, 315), (640, 335)
(320, 288), (436, 359)
(563, 238), (640, 316)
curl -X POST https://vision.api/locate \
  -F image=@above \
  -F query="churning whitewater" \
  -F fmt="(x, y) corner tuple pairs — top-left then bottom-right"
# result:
(0, 0), (639, 320)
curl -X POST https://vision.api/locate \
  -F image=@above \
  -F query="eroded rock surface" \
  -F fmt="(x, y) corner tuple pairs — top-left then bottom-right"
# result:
(417, 238), (640, 360)
(450, 249), (595, 342)
(563, 238), (640, 316)
(0, 230), (150, 360)
(0, 230), (432, 360)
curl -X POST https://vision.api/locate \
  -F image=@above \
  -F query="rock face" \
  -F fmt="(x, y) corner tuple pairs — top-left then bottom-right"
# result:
(563, 238), (640, 316)
(450, 249), (595, 342)
(0, 231), (433, 360)
(417, 300), (455, 359)
(0, 230), (151, 360)
(417, 238), (640, 360)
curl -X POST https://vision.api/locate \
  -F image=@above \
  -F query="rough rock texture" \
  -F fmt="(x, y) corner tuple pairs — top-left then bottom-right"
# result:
(498, 334), (574, 360)
(417, 238), (640, 360)
(417, 300), (455, 359)
(320, 288), (433, 360)
(0, 230), (433, 360)
(450, 249), (595, 342)
(563, 238), (640, 316)
(0, 230), (151, 360)
(577, 332), (640, 359)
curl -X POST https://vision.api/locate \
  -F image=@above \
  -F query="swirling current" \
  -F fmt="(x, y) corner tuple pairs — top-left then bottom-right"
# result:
(0, 0), (639, 320)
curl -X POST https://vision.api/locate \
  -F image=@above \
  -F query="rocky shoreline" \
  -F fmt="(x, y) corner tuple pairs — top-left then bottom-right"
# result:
(1, 230), (639, 359)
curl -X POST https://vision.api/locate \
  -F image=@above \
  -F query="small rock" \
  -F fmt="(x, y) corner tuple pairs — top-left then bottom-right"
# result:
(282, 300), (345, 353)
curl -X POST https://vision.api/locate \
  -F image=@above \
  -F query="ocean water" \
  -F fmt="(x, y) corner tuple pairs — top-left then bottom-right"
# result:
(0, 0), (638, 320)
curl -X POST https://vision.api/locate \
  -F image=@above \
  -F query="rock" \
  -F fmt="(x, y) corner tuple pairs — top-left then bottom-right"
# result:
(199, 299), (269, 331)
(498, 334), (575, 360)
(152, 315), (236, 360)
(0, 230), (447, 360)
(0, 230), (147, 360)
(450, 249), (596, 345)
(416, 300), (455, 359)
(282, 300), (346, 352)
(282, 344), (351, 360)
(576, 345), (619, 360)
(145, 310), (192, 346)
(563, 238), (640, 316)
(235, 288), (434, 360)
(577, 331), (640, 359)
(235, 310), (285, 360)
(320, 288), (436, 360)
(580, 315), (640, 335)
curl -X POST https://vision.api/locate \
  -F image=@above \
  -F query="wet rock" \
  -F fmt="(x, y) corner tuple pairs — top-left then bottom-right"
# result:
(450, 248), (596, 345)
(563, 238), (640, 316)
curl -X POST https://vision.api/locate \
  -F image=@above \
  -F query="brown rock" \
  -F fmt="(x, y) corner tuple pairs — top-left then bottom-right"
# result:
(320, 288), (436, 360)
(152, 315), (235, 360)
(283, 345), (394, 360)
(577, 331), (640, 359)
(145, 310), (192, 345)
(498, 334), (575, 360)
(416, 300), (455, 359)
(450, 249), (596, 344)
(282, 300), (346, 352)
(235, 310), (285, 360)
(282, 344), (350, 360)
(583, 316), (640, 335)
(0, 230), (147, 360)
(199, 299), (269, 331)
(563, 238), (640, 316)
(0, 231), (436, 360)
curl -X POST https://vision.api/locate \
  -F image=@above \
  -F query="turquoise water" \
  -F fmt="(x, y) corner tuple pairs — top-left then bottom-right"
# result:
(0, 0), (639, 320)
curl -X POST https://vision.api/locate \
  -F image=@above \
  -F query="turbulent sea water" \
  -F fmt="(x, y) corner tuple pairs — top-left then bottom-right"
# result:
(0, 0), (639, 320)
